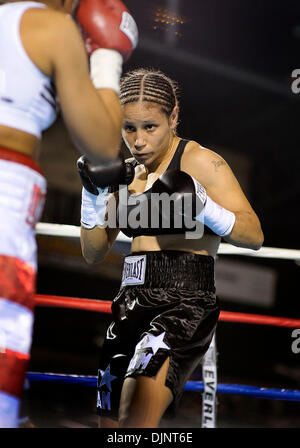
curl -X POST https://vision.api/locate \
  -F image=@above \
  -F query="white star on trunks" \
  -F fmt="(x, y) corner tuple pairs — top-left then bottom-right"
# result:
(99, 364), (117, 392)
(143, 332), (170, 355)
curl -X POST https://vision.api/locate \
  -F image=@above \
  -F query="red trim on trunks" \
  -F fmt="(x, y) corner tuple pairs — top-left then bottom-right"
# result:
(0, 349), (30, 398)
(0, 255), (36, 311)
(0, 146), (42, 174)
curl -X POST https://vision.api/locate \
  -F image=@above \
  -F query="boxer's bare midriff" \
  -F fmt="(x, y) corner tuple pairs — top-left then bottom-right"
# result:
(131, 233), (221, 258)
(0, 125), (40, 159)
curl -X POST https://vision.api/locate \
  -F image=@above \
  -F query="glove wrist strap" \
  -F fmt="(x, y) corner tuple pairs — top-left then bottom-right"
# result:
(81, 187), (110, 229)
(204, 195), (236, 237)
(191, 175), (236, 236)
(90, 49), (123, 94)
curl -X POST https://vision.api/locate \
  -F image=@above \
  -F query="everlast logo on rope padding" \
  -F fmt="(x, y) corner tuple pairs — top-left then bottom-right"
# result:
(121, 255), (146, 286)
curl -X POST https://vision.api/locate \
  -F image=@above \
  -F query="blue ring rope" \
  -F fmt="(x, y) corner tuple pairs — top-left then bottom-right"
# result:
(26, 372), (300, 402)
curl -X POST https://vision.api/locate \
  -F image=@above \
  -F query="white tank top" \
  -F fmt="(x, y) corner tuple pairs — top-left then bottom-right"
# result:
(0, 1), (57, 138)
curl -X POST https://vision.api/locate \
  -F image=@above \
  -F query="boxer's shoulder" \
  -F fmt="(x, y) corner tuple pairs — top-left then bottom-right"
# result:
(22, 5), (72, 29)
(182, 142), (226, 170)
(181, 141), (228, 186)
(21, 6), (79, 51)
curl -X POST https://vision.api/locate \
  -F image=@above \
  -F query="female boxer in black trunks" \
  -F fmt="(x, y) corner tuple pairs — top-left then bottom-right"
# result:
(79, 68), (264, 428)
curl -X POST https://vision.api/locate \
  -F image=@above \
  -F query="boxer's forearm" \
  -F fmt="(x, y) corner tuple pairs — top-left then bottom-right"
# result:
(222, 210), (264, 250)
(80, 226), (109, 264)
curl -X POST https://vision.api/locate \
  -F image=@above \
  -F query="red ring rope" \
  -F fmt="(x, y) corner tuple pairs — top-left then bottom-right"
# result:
(35, 294), (112, 313)
(35, 294), (300, 328)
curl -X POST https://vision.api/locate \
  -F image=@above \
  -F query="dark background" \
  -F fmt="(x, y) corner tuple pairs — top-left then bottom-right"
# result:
(27, 0), (300, 428)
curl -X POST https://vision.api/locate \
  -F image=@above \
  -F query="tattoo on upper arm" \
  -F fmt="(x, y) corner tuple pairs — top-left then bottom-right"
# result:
(211, 160), (226, 171)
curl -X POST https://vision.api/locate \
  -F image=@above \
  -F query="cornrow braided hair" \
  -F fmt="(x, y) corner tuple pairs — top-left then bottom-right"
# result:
(120, 68), (179, 118)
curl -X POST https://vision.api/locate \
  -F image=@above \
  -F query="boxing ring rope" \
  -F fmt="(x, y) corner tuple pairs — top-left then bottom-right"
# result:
(26, 372), (300, 402)
(36, 222), (300, 261)
(31, 222), (300, 427)
(35, 293), (300, 328)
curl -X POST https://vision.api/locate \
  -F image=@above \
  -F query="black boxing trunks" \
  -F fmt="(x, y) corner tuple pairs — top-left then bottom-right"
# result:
(96, 250), (220, 420)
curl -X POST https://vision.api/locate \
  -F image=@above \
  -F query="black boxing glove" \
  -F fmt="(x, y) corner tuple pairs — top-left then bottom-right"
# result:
(77, 153), (135, 194)
(78, 153), (135, 229)
(154, 170), (235, 237)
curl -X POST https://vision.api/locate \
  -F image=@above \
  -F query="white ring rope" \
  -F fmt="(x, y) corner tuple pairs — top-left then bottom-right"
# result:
(36, 222), (300, 261)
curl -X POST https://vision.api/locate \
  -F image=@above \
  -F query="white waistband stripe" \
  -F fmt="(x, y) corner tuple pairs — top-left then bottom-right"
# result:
(0, 298), (34, 355)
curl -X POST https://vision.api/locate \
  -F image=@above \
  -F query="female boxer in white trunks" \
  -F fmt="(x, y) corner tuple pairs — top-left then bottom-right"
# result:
(79, 68), (264, 428)
(0, 0), (137, 427)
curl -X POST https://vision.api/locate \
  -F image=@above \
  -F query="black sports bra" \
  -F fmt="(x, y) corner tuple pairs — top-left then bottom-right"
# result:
(117, 139), (215, 238)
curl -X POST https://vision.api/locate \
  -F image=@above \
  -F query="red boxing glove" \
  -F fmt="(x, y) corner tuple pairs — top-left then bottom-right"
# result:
(76, 0), (138, 62)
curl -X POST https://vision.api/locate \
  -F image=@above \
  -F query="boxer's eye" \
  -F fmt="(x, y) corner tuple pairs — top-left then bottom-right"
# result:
(144, 124), (156, 131)
(124, 125), (136, 132)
